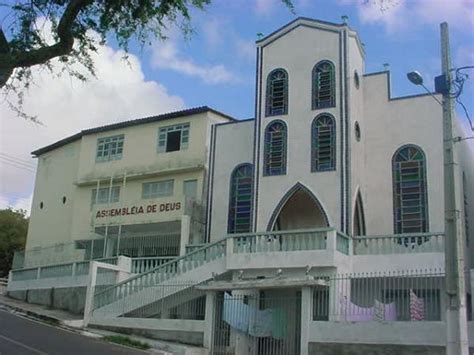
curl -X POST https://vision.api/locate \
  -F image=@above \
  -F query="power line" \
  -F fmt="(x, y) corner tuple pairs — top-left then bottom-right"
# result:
(0, 159), (36, 173)
(0, 153), (36, 167)
(0, 156), (36, 170)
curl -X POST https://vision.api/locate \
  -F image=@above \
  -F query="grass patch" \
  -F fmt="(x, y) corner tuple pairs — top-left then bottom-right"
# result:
(103, 335), (150, 350)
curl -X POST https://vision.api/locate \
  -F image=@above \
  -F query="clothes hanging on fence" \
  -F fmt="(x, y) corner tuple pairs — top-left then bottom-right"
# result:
(409, 289), (425, 321)
(271, 307), (287, 340)
(223, 292), (251, 332)
(248, 309), (273, 337)
(374, 300), (397, 321)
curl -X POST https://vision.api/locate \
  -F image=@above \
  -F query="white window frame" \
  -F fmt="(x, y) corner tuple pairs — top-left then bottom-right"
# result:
(157, 123), (190, 153)
(91, 186), (120, 205)
(96, 134), (124, 162)
(183, 179), (198, 199)
(142, 180), (174, 199)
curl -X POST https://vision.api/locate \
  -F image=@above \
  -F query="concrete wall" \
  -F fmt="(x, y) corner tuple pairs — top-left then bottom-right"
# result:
(309, 343), (445, 355)
(8, 286), (87, 315)
(27, 111), (231, 252)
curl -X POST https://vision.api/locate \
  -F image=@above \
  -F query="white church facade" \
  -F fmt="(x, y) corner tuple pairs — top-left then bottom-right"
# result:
(7, 18), (474, 355)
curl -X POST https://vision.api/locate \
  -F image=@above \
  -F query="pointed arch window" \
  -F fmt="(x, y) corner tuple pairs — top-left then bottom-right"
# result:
(312, 61), (335, 109)
(228, 164), (253, 234)
(266, 69), (288, 116)
(392, 145), (429, 234)
(312, 114), (336, 172)
(264, 121), (287, 176)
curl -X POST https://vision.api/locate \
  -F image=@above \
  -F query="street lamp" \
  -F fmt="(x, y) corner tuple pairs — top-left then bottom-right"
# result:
(407, 22), (469, 355)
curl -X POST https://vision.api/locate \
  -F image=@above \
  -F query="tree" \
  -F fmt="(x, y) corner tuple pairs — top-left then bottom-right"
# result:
(0, 209), (28, 277)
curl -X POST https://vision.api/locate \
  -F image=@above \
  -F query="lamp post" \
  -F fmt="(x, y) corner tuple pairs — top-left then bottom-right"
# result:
(407, 22), (469, 355)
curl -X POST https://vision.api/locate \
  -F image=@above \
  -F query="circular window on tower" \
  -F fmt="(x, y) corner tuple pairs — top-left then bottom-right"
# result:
(355, 121), (361, 141)
(354, 70), (360, 89)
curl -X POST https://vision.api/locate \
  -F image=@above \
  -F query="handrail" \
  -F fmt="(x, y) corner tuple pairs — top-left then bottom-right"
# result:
(227, 227), (336, 238)
(353, 232), (444, 240)
(93, 238), (227, 300)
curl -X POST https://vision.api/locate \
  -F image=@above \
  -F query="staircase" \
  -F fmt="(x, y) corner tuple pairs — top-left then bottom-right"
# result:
(91, 239), (227, 318)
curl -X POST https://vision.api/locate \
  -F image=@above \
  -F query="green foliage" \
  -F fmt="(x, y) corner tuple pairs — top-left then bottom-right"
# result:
(103, 335), (150, 350)
(0, 209), (28, 277)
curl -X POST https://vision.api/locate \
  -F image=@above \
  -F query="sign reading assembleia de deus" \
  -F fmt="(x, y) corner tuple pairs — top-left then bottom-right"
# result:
(95, 201), (181, 219)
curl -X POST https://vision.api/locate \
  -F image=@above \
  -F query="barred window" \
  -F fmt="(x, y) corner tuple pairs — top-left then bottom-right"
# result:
(228, 164), (253, 234)
(157, 123), (190, 153)
(91, 186), (120, 205)
(312, 61), (335, 109)
(264, 121), (287, 176)
(96, 135), (124, 162)
(392, 145), (429, 234)
(311, 114), (336, 172)
(142, 180), (174, 199)
(266, 69), (288, 116)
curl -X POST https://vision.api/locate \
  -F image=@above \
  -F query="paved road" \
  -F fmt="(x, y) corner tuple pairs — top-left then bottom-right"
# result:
(0, 309), (147, 355)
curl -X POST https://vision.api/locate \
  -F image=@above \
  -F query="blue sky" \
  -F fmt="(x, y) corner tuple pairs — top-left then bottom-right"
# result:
(0, 0), (473, 211)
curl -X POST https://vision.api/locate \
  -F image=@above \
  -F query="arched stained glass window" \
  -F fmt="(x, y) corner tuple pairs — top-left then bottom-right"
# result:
(392, 145), (429, 234)
(264, 121), (287, 176)
(311, 114), (336, 172)
(312, 61), (335, 109)
(266, 69), (288, 116)
(228, 164), (253, 234)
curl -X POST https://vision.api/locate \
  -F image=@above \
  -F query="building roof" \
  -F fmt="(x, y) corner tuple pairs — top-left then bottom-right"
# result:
(31, 106), (236, 157)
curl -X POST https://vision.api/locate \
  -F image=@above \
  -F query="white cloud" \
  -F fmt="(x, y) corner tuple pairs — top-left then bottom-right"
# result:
(255, 0), (278, 15)
(151, 37), (239, 84)
(202, 18), (222, 48)
(235, 38), (256, 61)
(344, 0), (473, 33)
(0, 36), (185, 214)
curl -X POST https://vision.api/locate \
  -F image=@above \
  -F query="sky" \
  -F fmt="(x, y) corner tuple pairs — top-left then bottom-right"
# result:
(0, 0), (473, 214)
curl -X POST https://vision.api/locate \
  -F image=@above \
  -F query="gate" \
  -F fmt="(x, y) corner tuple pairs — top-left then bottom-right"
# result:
(212, 291), (301, 355)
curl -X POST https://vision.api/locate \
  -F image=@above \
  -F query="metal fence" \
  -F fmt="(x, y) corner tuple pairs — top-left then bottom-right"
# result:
(116, 282), (206, 320)
(312, 269), (444, 322)
(353, 232), (444, 255)
(13, 233), (181, 269)
(213, 292), (301, 355)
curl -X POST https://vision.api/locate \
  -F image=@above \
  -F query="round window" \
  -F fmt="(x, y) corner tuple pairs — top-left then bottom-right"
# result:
(354, 70), (360, 89)
(355, 121), (361, 141)
(40, 202), (44, 209)
(62, 196), (67, 204)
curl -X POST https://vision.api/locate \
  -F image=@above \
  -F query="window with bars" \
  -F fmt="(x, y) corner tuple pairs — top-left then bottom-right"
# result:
(228, 164), (253, 234)
(392, 145), (429, 234)
(264, 121), (287, 176)
(157, 123), (190, 153)
(96, 135), (124, 162)
(266, 69), (288, 116)
(91, 186), (120, 205)
(142, 180), (174, 199)
(311, 114), (336, 172)
(312, 61), (335, 109)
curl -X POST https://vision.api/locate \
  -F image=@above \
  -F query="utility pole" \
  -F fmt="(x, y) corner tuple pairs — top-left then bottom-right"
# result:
(440, 22), (469, 355)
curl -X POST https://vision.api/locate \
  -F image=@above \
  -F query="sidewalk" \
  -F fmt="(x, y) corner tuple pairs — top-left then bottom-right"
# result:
(0, 287), (208, 355)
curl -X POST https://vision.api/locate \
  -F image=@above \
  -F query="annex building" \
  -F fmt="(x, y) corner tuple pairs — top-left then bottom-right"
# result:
(7, 18), (474, 355)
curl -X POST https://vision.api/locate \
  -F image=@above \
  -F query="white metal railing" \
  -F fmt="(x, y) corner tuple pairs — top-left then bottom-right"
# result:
(229, 228), (332, 253)
(10, 257), (119, 282)
(312, 269), (445, 322)
(353, 232), (444, 255)
(92, 239), (226, 311)
(131, 257), (175, 273)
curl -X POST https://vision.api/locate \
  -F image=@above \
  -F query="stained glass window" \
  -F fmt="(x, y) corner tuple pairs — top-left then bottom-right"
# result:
(392, 145), (429, 234)
(228, 164), (253, 234)
(312, 115), (336, 172)
(264, 121), (287, 176)
(266, 69), (288, 116)
(312, 61), (335, 109)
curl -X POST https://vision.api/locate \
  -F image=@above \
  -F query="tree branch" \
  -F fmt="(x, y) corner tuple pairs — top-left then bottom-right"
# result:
(0, 0), (91, 87)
